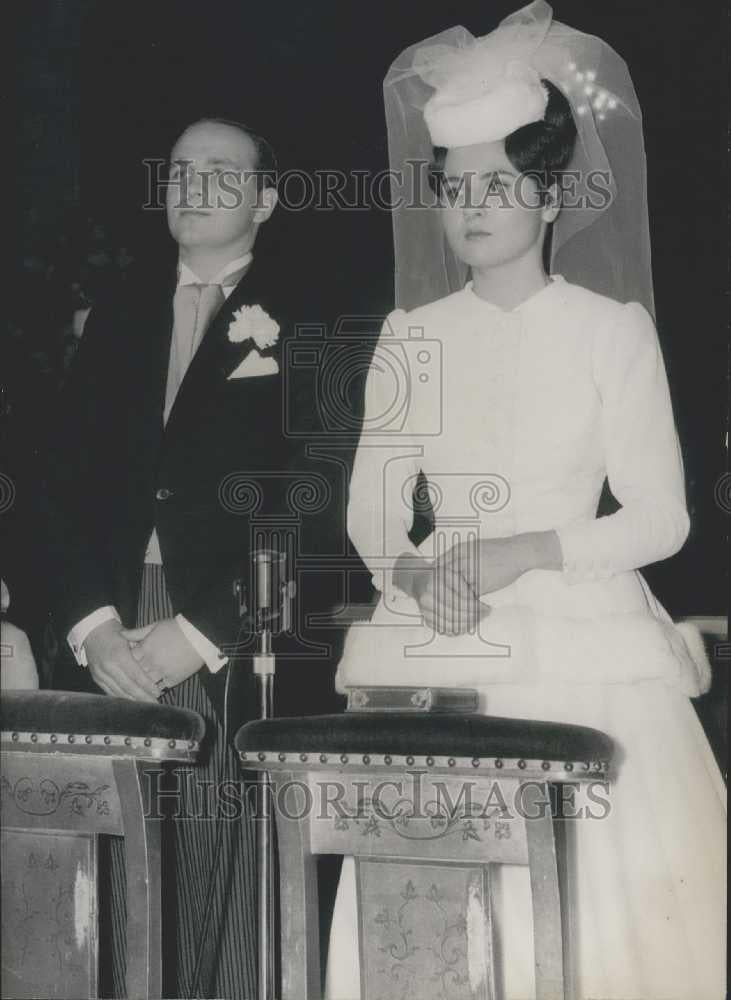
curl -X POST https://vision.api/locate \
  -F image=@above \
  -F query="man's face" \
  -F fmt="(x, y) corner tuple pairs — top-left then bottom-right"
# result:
(166, 121), (266, 253)
(439, 140), (546, 271)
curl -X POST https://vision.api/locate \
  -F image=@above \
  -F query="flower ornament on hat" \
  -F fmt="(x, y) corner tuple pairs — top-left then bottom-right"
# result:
(557, 63), (622, 122)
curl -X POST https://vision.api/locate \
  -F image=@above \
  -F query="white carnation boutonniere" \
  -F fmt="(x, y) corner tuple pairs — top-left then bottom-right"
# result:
(227, 304), (280, 351)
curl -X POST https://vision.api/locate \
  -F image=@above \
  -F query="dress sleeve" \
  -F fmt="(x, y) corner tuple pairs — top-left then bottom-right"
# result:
(557, 302), (690, 582)
(347, 311), (424, 591)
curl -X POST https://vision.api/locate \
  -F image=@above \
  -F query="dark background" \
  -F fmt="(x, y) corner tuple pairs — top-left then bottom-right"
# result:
(12, 0), (728, 620)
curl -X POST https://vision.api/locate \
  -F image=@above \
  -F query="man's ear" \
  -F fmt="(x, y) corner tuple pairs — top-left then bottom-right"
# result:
(541, 182), (561, 224)
(253, 186), (278, 225)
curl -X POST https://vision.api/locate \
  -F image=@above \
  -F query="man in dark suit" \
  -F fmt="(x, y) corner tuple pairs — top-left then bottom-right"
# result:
(46, 117), (316, 998)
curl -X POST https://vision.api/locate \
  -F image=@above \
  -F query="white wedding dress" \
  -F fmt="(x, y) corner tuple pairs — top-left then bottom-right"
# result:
(326, 277), (726, 1000)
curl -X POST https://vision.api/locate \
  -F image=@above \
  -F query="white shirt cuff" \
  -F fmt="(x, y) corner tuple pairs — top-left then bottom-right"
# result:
(556, 523), (614, 585)
(68, 607), (121, 666)
(175, 614), (228, 672)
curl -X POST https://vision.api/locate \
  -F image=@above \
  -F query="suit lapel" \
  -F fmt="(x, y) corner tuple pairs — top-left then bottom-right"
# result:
(162, 257), (263, 441)
(150, 269), (177, 431)
(126, 264), (176, 465)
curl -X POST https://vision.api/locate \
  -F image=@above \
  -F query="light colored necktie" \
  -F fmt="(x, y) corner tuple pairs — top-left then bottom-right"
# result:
(163, 261), (251, 425)
(164, 282), (224, 424)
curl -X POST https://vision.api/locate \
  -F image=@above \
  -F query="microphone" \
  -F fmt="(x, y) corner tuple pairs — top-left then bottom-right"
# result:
(253, 549), (286, 633)
(251, 546), (293, 765)
(254, 549), (274, 612)
(233, 547), (294, 634)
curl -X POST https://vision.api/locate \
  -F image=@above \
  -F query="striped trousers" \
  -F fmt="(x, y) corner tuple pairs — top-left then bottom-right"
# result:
(104, 564), (257, 998)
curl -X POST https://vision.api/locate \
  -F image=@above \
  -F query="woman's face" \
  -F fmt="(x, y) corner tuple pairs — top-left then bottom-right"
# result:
(439, 141), (546, 271)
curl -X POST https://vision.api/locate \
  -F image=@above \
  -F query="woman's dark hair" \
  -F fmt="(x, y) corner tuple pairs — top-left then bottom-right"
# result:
(181, 117), (279, 192)
(428, 79), (577, 197)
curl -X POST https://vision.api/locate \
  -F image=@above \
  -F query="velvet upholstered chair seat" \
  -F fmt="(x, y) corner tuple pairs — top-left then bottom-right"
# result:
(1, 689), (205, 753)
(236, 711), (614, 771)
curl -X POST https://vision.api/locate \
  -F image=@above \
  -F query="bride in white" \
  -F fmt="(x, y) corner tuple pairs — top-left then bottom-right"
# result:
(327, 4), (726, 998)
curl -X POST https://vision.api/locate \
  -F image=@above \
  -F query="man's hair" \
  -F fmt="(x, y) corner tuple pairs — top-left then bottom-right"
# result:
(428, 79), (577, 197)
(177, 117), (279, 192)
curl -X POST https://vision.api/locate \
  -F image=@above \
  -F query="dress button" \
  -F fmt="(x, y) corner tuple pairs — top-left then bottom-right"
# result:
(156, 488), (173, 501)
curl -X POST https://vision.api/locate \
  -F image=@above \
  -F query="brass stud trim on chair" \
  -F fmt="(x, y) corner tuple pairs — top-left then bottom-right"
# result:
(1, 730), (200, 759)
(235, 749), (610, 777)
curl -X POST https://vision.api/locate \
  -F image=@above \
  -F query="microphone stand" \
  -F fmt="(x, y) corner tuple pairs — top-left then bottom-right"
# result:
(254, 638), (275, 1000)
(251, 549), (290, 1000)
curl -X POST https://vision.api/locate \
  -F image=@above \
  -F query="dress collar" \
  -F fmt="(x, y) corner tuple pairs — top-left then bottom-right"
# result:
(465, 273), (565, 315)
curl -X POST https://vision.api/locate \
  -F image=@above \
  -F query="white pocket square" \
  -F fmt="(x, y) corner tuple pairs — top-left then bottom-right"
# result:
(228, 352), (279, 379)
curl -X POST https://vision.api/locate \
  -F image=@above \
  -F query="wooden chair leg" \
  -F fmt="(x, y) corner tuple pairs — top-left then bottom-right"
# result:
(273, 773), (321, 1000)
(113, 760), (162, 1000)
(1, 827), (99, 999)
(524, 782), (564, 1000)
(553, 812), (577, 1000)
